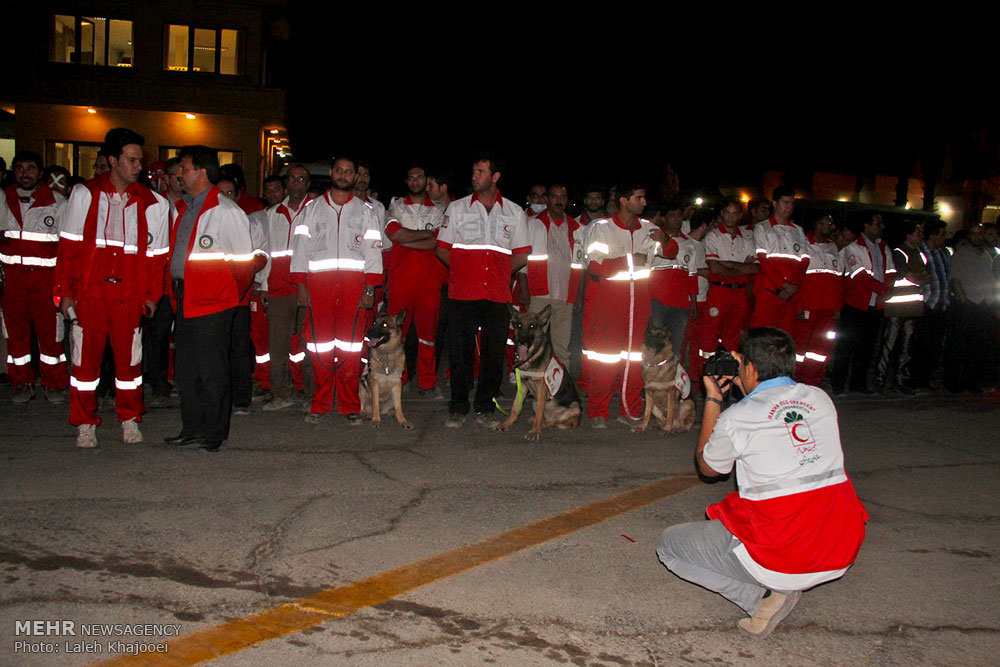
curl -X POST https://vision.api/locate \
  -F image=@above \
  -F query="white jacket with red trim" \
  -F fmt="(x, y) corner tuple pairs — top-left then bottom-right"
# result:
(842, 235), (896, 311)
(798, 233), (844, 312)
(385, 194), (447, 284)
(437, 192), (530, 303)
(704, 224), (756, 285)
(56, 177), (169, 304)
(257, 195), (310, 297)
(753, 217), (809, 293)
(523, 211), (586, 302)
(1, 183), (66, 270)
(650, 231), (698, 308)
(583, 215), (658, 281)
(289, 193), (383, 286)
(169, 188), (255, 318)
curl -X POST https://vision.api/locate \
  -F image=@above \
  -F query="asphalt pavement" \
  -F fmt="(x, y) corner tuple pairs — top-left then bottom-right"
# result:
(1, 384), (997, 666)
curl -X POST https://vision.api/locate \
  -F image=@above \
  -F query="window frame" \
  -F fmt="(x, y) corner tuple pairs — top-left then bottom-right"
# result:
(50, 14), (134, 67)
(164, 24), (243, 76)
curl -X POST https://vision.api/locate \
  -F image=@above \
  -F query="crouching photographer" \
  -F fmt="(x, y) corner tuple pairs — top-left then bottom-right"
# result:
(655, 327), (869, 638)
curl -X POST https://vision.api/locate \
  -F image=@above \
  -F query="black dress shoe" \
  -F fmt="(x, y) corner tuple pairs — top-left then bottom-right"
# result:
(163, 434), (205, 446)
(198, 440), (223, 452)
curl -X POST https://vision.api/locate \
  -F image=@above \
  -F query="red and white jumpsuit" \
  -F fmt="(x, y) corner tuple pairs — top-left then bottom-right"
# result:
(581, 215), (657, 419)
(696, 224), (756, 375)
(385, 194), (447, 391)
(54, 176), (170, 426)
(0, 183), (68, 391)
(247, 209), (271, 389)
(290, 194), (383, 415)
(257, 196), (310, 392)
(523, 210), (586, 364)
(792, 234), (844, 385)
(751, 216), (809, 333)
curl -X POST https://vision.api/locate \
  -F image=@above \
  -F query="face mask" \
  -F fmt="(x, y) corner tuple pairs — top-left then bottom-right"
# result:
(529, 203), (547, 214)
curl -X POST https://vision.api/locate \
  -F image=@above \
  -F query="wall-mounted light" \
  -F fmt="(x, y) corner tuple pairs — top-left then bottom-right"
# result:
(695, 197), (704, 206)
(269, 129), (279, 134)
(185, 113), (196, 119)
(87, 107), (97, 114)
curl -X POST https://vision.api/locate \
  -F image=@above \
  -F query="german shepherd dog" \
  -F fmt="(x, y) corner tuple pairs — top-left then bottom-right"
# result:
(495, 305), (582, 440)
(635, 323), (696, 434)
(359, 307), (412, 428)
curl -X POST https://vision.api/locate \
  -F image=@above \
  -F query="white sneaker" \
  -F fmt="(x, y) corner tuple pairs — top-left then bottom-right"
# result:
(262, 396), (296, 411)
(121, 419), (143, 444)
(76, 424), (97, 448)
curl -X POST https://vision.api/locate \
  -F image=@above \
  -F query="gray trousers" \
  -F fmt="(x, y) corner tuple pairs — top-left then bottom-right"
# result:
(656, 520), (779, 615)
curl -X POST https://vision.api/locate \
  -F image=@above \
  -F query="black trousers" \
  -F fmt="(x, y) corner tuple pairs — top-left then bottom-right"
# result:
(175, 293), (236, 442)
(910, 307), (947, 388)
(943, 301), (993, 392)
(832, 305), (882, 393)
(230, 305), (253, 408)
(143, 293), (174, 396)
(447, 299), (510, 415)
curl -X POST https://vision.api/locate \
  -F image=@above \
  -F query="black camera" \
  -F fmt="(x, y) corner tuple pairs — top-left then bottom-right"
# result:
(702, 347), (740, 377)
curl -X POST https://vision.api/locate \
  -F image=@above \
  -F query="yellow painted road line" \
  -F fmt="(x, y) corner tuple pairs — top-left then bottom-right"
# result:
(98, 474), (699, 666)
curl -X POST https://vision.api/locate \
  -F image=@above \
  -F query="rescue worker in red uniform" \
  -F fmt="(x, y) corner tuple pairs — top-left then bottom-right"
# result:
(648, 199), (697, 359)
(699, 199), (758, 378)
(164, 145), (256, 452)
(258, 166), (312, 412)
(54, 129), (170, 448)
(751, 185), (809, 333)
(1, 151), (69, 403)
(791, 214), (854, 386)
(436, 152), (530, 428)
(831, 213), (896, 394)
(517, 184), (585, 365)
(291, 156), (383, 425)
(385, 165), (447, 396)
(246, 174), (287, 401)
(581, 185), (658, 428)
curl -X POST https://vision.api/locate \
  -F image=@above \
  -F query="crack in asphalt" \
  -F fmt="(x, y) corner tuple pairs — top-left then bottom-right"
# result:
(246, 491), (352, 593)
(292, 486), (432, 556)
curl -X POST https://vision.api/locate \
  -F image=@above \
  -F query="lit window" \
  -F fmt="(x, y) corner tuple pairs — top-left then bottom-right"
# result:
(165, 25), (242, 75)
(50, 15), (133, 67)
(45, 141), (104, 179)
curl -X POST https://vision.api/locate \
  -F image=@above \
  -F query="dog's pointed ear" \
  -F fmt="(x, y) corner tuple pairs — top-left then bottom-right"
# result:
(538, 304), (552, 326)
(378, 300), (387, 315)
(395, 308), (407, 327)
(508, 304), (520, 320)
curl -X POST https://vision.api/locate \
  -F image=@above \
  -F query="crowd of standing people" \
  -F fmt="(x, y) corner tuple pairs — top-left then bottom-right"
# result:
(1, 129), (999, 449)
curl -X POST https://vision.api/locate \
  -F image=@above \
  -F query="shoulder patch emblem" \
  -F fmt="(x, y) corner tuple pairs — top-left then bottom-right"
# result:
(198, 234), (214, 249)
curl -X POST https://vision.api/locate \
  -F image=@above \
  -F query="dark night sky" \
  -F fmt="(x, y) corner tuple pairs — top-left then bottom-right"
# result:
(283, 7), (977, 206)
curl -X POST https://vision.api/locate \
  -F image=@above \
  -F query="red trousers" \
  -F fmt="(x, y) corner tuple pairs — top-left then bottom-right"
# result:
(582, 279), (649, 419)
(750, 288), (797, 335)
(699, 285), (750, 355)
(69, 287), (145, 425)
(303, 272), (371, 415)
(387, 278), (442, 390)
(684, 302), (708, 381)
(2, 267), (68, 390)
(792, 309), (836, 385)
(250, 295), (271, 389)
